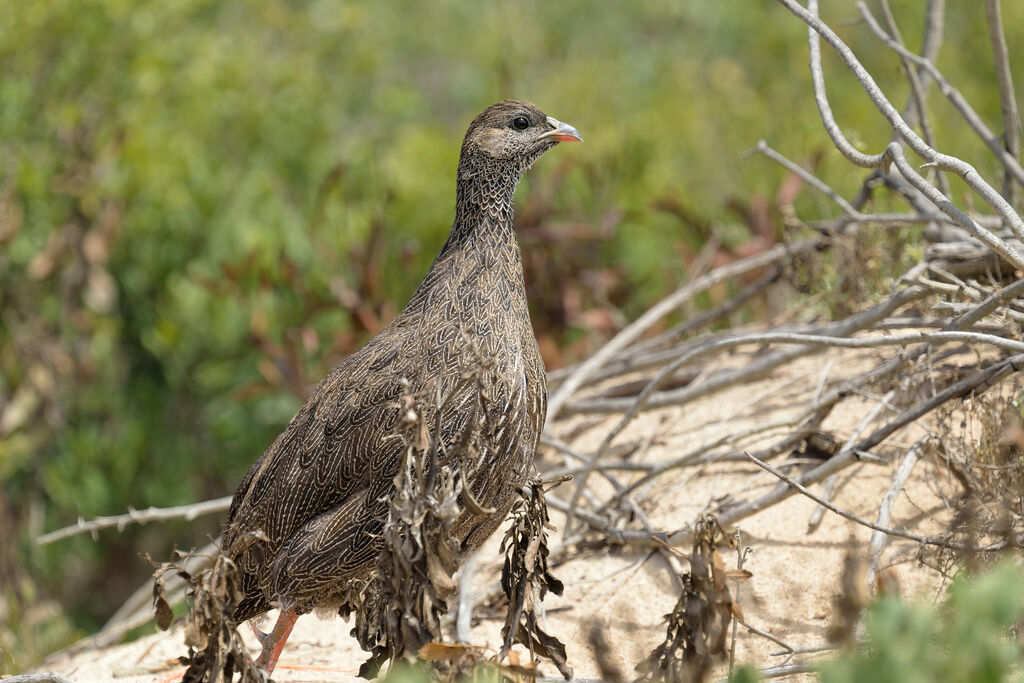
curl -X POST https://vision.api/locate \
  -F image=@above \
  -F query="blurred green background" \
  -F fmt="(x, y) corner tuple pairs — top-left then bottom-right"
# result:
(1, 0), (1021, 669)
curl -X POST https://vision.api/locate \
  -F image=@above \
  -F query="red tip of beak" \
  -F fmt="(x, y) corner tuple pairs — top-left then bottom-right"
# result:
(540, 116), (583, 143)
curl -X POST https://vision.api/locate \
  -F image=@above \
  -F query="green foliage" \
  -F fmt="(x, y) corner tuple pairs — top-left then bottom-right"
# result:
(731, 562), (1024, 683)
(820, 561), (1024, 683)
(2, 0), (1024, 669)
(376, 659), (503, 683)
(728, 664), (765, 683)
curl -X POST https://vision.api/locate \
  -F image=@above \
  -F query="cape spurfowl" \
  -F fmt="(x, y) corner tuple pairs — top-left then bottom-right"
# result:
(220, 100), (581, 673)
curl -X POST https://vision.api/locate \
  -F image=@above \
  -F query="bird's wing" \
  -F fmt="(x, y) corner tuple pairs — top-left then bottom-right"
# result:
(223, 328), (416, 601)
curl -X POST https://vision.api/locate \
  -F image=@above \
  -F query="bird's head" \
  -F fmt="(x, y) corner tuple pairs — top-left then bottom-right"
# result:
(460, 100), (582, 171)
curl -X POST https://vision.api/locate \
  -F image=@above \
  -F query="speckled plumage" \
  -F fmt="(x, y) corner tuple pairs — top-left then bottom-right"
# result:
(221, 101), (580, 625)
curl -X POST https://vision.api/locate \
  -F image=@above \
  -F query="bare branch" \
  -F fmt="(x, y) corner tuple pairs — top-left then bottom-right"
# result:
(744, 450), (987, 551)
(37, 496), (233, 545)
(920, 0), (946, 67)
(886, 141), (1024, 269)
(857, 2), (1024, 189)
(878, 0), (951, 197)
(777, 0), (1024, 254)
(865, 437), (928, 590)
(985, 0), (1022, 206)
(672, 353), (1024, 549)
(545, 238), (822, 421)
(561, 295), (948, 532)
(564, 289), (1024, 420)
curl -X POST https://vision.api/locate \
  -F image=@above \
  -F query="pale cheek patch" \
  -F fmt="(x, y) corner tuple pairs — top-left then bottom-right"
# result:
(476, 128), (510, 158)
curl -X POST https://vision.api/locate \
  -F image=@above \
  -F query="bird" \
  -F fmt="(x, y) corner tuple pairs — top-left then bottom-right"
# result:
(218, 100), (582, 673)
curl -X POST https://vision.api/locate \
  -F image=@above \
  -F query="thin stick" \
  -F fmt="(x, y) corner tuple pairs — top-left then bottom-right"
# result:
(865, 438), (927, 590)
(877, 0), (951, 197)
(808, 390), (897, 530)
(744, 451), (983, 551)
(737, 616), (795, 654)
(985, 0), (1021, 207)
(771, 642), (840, 657)
(37, 496), (233, 545)
(750, 140), (859, 216)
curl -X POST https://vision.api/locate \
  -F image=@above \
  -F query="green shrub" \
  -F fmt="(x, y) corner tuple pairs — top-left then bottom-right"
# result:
(731, 562), (1024, 683)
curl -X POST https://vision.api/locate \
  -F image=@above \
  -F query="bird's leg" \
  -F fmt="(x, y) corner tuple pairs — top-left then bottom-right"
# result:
(254, 608), (299, 673)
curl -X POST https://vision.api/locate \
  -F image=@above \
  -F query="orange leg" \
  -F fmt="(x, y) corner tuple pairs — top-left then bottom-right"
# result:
(254, 608), (299, 673)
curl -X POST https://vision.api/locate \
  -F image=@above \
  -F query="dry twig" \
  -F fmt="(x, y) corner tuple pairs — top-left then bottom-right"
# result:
(37, 497), (232, 546)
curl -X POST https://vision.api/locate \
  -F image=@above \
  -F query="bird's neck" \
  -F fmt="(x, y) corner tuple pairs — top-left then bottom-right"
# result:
(443, 156), (521, 252)
(402, 156), (529, 318)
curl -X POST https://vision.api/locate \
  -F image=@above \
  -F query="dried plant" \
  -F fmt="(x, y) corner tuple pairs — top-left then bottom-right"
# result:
(926, 384), (1024, 574)
(637, 515), (744, 683)
(353, 357), (573, 682)
(147, 541), (268, 683)
(499, 478), (572, 680)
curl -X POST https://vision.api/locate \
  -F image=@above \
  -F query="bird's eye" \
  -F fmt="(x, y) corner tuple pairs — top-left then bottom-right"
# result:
(512, 116), (530, 130)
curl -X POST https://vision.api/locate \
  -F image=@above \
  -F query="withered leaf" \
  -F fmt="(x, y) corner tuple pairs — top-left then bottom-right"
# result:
(425, 545), (457, 595)
(500, 479), (573, 679)
(154, 594), (173, 630)
(523, 535), (541, 571)
(516, 622), (573, 680)
(149, 559), (174, 631)
(638, 514), (747, 681)
(725, 569), (753, 581)
(710, 547), (727, 591)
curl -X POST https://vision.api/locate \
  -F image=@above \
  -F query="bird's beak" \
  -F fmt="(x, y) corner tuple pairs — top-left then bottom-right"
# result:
(538, 115), (583, 143)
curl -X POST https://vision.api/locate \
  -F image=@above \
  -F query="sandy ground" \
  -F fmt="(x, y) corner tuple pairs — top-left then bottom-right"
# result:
(33, 345), (966, 682)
